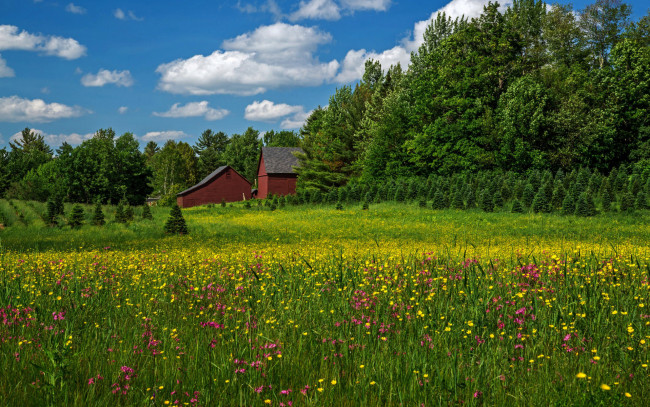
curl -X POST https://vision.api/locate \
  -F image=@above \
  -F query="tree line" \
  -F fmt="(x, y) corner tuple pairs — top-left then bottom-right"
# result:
(0, 127), (299, 205)
(296, 0), (650, 191)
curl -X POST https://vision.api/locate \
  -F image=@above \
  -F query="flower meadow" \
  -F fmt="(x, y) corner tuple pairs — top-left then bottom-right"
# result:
(1, 204), (650, 406)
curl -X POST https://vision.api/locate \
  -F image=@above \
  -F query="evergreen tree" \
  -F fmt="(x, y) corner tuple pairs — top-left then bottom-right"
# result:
(68, 204), (85, 229)
(362, 200), (370, 210)
(418, 198), (427, 208)
(394, 184), (407, 202)
(335, 201), (344, 210)
(600, 184), (613, 212)
(522, 183), (535, 207)
(562, 194), (576, 215)
(451, 189), (464, 209)
(551, 184), (566, 210)
(464, 188), (476, 210)
(620, 191), (635, 212)
(479, 189), (493, 212)
(492, 189), (504, 209)
(45, 198), (58, 227)
(532, 189), (550, 213)
(575, 192), (596, 217)
(164, 204), (188, 235)
(115, 200), (126, 223)
(124, 205), (134, 222)
(432, 190), (446, 210)
(634, 191), (648, 210)
(142, 204), (153, 220)
(92, 201), (106, 226)
(511, 199), (524, 213)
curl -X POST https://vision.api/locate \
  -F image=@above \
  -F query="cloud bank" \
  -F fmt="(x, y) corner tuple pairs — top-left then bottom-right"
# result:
(0, 96), (88, 123)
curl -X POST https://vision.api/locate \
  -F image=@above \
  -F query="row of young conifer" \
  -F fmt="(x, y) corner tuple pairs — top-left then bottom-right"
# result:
(44, 197), (153, 228)
(279, 165), (650, 216)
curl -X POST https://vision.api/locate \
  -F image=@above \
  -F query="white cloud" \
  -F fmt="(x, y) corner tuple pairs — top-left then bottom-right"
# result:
(0, 96), (88, 123)
(10, 128), (94, 146)
(114, 8), (143, 21)
(141, 130), (188, 142)
(0, 54), (15, 77)
(236, 0), (282, 18)
(0, 25), (86, 59)
(244, 100), (304, 122)
(334, 46), (410, 83)
(340, 0), (391, 11)
(65, 3), (86, 14)
(281, 110), (312, 129)
(289, 0), (341, 22)
(81, 69), (134, 87)
(153, 101), (230, 121)
(41, 87), (50, 94)
(118, 106), (128, 114)
(156, 23), (339, 95)
(334, 0), (510, 84)
(403, 0), (512, 53)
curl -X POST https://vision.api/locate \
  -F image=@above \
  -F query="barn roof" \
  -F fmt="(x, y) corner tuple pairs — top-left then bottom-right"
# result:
(261, 147), (303, 174)
(177, 165), (250, 196)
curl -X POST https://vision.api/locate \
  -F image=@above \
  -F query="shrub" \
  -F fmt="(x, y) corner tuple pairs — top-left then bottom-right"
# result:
(164, 204), (188, 235)
(522, 183), (535, 207)
(335, 201), (343, 210)
(124, 205), (134, 222)
(362, 201), (369, 210)
(221, 198), (227, 208)
(479, 189), (493, 212)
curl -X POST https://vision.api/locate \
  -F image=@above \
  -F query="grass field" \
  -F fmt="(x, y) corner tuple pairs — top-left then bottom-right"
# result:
(1, 200), (649, 405)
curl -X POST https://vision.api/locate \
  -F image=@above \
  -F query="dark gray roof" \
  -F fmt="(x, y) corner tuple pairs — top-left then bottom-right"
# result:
(177, 166), (250, 196)
(261, 147), (303, 174)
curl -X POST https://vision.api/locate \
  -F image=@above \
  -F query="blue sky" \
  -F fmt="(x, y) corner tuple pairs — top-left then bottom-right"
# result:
(0, 0), (647, 149)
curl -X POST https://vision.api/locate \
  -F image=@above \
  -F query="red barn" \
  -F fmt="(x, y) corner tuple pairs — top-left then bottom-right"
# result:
(257, 147), (302, 199)
(177, 166), (251, 208)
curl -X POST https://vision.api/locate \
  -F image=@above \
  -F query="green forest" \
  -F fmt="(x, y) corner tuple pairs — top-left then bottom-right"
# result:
(0, 0), (648, 207)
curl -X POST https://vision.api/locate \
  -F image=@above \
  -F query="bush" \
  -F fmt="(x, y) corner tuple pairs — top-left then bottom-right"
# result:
(164, 204), (188, 235)
(362, 201), (369, 210)
(335, 201), (343, 210)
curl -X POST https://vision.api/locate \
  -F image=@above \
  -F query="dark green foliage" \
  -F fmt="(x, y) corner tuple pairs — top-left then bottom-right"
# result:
(164, 204), (188, 235)
(522, 184), (535, 207)
(511, 199), (524, 213)
(634, 191), (648, 210)
(451, 189), (464, 209)
(432, 190), (446, 210)
(124, 205), (134, 222)
(115, 200), (126, 223)
(221, 199), (227, 208)
(45, 198), (58, 227)
(492, 189), (504, 209)
(418, 199), (427, 208)
(532, 189), (550, 213)
(244, 200), (252, 209)
(620, 192), (635, 212)
(362, 201), (369, 210)
(562, 194), (576, 215)
(311, 190), (322, 204)
(92, 201), (106, 226)
(575, 192), (597, 217)
(141, 204), (153, 220)
(551, 184), (566, 210)
(479, 189), (493, 212)
(68, 204), (85, 229)
(464, 188), (476, 210)
(335, 201), (343, 210)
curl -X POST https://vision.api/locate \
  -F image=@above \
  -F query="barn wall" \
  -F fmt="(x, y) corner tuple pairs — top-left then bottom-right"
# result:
(258, 175), (269, 199)
(267, 174), (297, 197)
(178, 168), (251, 208)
